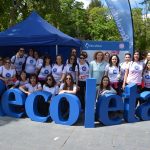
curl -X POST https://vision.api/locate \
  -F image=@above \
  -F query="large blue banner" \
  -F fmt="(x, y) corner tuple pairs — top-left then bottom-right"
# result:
(105, 0), (134, 55)
(82, 41), (129, 51)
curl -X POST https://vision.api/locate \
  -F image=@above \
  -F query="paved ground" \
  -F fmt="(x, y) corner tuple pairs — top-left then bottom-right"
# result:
(0, 115), (150, 150)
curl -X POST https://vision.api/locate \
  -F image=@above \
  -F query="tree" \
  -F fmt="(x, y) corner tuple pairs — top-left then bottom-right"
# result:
(87, 7), (121, 40)
(132, 8), (150, 50)
(88, 0), (103, 9)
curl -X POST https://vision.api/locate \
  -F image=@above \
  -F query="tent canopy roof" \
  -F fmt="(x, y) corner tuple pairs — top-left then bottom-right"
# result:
(0, 12), (81, 47)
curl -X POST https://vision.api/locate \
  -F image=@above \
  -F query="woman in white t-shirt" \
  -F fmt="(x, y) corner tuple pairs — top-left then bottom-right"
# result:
(142, 60), (150, 91)
(59, 73), (77, 94)
(123, 51), (144, 92)
(97, 76), (116, 97)
(25, 49), (36, 77)
(52, 55), (64, 85)
(0, 57), (16, 88)
(43, 74), (59, 98)
(75, 54), (89, 110)
(61, 54), (77, 82)
(19, 74), (42, 95)
(34, 51), (43, 74)
(119, 53), (131, 86)
(38, 56), (52, 85)
(59, 73), (77, 119)
(14, 71), (29, 88)
(105, 55), (121, 95)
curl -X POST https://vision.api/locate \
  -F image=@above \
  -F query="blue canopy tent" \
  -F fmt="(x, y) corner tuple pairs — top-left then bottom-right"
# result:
(0, 12), (81, 61)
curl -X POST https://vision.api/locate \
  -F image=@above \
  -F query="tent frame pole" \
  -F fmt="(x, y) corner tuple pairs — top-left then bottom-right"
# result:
(56, 45), (58, 55)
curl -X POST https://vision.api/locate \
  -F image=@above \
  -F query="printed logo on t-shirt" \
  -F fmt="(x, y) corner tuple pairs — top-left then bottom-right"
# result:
(113, 70), (117, 74)
(30, 60), (33, 64)
(135, 66), (139, 70)
(44, 70), (49, 74)
(69, 67), (73, 71)
(145, 75), (150, 79)
(82, 66), (86, 71)
(6, 73), (11, 78)
(53, 68), (57, 73)
(19, 62), (22, 65)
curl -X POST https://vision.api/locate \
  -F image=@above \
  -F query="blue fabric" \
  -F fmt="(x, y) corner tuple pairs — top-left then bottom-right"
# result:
(0, 12), (81, 47)
(105, 0), (134, 55)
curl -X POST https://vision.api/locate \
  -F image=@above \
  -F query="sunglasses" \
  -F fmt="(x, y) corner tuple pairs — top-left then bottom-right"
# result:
(5, 61), (11, 64)
(47, 78), (52, 81)
(66, 77), (71, 80)
(19, 49), (24, 52)
(80, 57), (84, 59)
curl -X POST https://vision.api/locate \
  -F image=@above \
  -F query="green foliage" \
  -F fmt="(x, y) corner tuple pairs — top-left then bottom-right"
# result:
(88, 0), (103, 9)
(87, 7), (121, 40)
(132, 8), (150, 50)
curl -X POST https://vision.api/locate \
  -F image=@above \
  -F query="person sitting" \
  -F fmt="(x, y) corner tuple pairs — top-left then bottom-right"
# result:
(19, 74), (42, 95)
(59, 73), (77, 94)
(59, 73), (77, 119)
(14, 71), (29, 88)
(43, 74), (59, 98)
(97, 75), (116, 97)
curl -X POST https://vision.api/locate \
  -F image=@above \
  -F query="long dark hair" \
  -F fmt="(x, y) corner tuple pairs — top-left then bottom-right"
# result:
(68, 54), (77, 71)
(132, 51), (142, 61)
(100, 76), (111, 90)
(55, 54), (63, 65)
(144, 60), (150, 73)
(18, 71), (27, 81)
(29, 74), (38, 84)
(109, 55), (120, 67)
(45, 74), (56, 88)
(43, 55), (51, 67)
(63, 73), (74, 90)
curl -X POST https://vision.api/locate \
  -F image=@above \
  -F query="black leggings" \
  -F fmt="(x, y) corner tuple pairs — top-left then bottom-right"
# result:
(77, 81), (86, 110)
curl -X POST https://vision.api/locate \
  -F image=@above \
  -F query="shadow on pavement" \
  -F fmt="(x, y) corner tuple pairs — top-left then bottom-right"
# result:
(0, 116), (19, 126)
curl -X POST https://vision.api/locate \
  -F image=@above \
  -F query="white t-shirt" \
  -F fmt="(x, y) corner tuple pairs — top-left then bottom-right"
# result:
(24, 83), (42, 93)
(75, 63), (89, 81)
(15, 79), (29, 87)
(36, 58), (43, 69)
(52, 64), (64, 83)
(105, 65), (120, 82)
(63, 64), (76, 81)
(38, 65), (52, 79)
(120, 62), (130, 80)
(126, 61), (144, 85)
(11, 55), (26, 74)
(143, 70), (150, 88)
(43, 85), (59, 97)
(59, 83), (77, 91)
(25, 56), (36, 74)
(0, 66), (16, 78)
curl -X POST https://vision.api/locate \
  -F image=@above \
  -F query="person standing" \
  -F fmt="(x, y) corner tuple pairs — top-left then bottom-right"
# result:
(25, 49), (36, 77)
(105, 55), (121, 95)
(123, 51), (144, 92)
(75, 54), (89, 110)
(11, 48), (26, 75)
(142, 60), (150, 91)
(0, 57), (16, 88)
(89, 51), (108, 85)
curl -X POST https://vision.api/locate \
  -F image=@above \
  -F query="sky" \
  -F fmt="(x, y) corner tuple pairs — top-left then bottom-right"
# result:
(76, 0), (145, 9)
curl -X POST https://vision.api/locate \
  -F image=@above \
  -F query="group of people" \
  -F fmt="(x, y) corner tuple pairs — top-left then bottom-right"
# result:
(0, 47), (150, 113)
